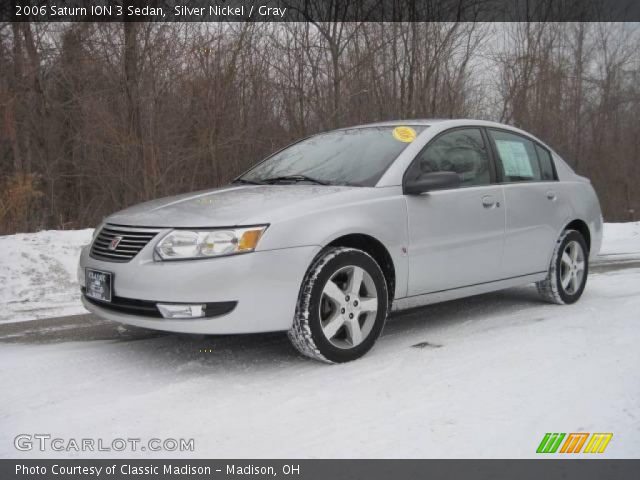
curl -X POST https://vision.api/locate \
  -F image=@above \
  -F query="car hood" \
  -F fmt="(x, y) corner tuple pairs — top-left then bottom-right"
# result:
(105, 185), (360, 228)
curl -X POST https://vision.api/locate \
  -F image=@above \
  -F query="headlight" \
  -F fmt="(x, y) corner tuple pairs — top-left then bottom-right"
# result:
(155, 226), (268, 260)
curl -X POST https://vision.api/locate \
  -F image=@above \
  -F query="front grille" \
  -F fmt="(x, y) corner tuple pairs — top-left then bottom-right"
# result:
(90, 224), (160, 262)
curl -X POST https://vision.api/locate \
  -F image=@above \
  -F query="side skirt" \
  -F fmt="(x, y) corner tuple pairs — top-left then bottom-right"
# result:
(392, 272), (547, 312)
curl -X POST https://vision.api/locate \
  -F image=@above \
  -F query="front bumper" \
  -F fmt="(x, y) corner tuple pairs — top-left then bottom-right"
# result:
(79, 242), (320, 334)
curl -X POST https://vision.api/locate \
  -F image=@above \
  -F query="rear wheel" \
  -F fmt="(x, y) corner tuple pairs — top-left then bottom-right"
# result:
(287, 247), (389, 363)
(537, 229), (589, 305)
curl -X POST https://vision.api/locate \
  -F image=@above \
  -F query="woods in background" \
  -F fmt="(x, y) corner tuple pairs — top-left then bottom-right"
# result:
(0, 21), (638, 234)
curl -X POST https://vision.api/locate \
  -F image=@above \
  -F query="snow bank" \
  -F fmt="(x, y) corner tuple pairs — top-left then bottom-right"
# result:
(0, 229), (93, 323)
(0, 222), (639, 324)
(599, 221), (640, 262)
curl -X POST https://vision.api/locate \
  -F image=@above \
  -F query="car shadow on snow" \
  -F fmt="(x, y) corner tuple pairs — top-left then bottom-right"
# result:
(1, 284), (550, 368)
(123, 284), (550, 370)
(386, 284), (546, 333)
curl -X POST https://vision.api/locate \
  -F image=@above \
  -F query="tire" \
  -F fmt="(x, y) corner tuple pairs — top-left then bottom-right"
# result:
(536, 229), (589, 305)
(287, 247), (389, 363)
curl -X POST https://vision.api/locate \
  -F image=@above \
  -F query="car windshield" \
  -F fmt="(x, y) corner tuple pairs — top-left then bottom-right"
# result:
(239, 126), (427, 187)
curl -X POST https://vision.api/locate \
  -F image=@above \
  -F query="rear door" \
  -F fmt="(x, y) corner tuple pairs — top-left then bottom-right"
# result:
(404, 127), (506, 296)
(486, 129), (568, 277)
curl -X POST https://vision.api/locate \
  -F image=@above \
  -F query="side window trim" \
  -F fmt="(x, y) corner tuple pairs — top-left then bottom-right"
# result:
(533, 142), (559, 181)
(483, 127), (505, 182)
(485, 127), (557, 184)
(402, 126), (498, 190)
(480, 127), (499, 185)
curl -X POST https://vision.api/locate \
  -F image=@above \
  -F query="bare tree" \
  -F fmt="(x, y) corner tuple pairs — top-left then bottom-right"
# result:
(0, 21), (638, 233)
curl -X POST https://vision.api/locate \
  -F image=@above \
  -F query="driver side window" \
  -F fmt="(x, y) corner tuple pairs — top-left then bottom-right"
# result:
(407, 128), (491, 187)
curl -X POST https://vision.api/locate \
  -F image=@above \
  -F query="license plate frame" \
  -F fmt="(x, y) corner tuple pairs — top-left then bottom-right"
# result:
(85, 268), (113, 302)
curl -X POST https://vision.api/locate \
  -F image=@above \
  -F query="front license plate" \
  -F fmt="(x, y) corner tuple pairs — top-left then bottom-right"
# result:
(85, 269), (113, 302)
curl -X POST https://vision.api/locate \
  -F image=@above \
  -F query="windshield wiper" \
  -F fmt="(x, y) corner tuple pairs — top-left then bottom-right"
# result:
(232, 178), (263, 185)
(261, 175), (329, 185)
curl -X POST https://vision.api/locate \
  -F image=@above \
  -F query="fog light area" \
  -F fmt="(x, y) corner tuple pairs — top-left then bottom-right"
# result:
(157, 303), (205, 319)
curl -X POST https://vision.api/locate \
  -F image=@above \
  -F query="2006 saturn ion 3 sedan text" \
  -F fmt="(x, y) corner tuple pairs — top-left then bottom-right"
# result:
(79, 119), (602, 363)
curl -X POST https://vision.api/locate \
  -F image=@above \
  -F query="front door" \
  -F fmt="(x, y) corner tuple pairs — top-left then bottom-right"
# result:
(404, 128), (506, 296)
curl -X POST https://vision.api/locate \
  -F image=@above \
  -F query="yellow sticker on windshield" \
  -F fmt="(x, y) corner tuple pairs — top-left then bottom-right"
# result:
(392, 126), (417, 143)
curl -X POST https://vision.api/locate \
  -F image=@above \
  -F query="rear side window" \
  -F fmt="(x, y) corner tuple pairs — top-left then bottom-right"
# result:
(535, 144), (556, 181)
(489, 129), (542, 182)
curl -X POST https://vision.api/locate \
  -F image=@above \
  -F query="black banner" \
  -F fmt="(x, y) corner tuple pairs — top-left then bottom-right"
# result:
(4, 0), (640, 22)
(2, 459), (640, 480)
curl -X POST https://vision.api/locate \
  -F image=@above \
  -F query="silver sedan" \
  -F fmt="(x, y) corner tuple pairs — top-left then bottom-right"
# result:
(79, 119), (603, 363)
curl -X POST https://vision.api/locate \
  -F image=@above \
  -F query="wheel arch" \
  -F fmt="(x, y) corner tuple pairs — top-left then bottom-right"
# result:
(563, 218), (591, 252)
(326, 233), (396, 303)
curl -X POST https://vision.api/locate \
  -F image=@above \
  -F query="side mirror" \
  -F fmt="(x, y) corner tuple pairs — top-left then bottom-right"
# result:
(404, 172), (461, 195)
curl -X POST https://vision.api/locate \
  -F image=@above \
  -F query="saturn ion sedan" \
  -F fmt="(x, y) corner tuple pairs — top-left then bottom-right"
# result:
(79, 119), (603, 363)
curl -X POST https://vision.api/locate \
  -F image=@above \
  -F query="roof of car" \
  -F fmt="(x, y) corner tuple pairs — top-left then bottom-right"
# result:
(346, 119), (447, 128)
(339, 118), (559, 155)
(344, 118), (537, 135)
(332, 119), (558, 152)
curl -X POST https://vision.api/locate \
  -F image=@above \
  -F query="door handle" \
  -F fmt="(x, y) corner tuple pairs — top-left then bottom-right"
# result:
(482, 195), (499, 208)
(546, 190), (557, 200)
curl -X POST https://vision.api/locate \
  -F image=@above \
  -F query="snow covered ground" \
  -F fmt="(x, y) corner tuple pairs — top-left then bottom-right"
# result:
(0, 265), (639, 458)
(0, 222), (639, 324)
(597, 221), (640, 263)
(0, 229), (93, 323)
(0, 222), (640, 458)
(0, 222), (639, 458)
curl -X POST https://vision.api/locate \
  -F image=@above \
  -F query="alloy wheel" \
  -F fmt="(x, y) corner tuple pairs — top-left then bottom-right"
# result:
(318, 265), (379, 349)
(559, 240), (585, 295)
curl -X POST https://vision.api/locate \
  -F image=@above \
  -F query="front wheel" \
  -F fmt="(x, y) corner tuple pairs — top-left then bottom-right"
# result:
(537, 229), (589, 305)
(288, 247), (389, 363)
